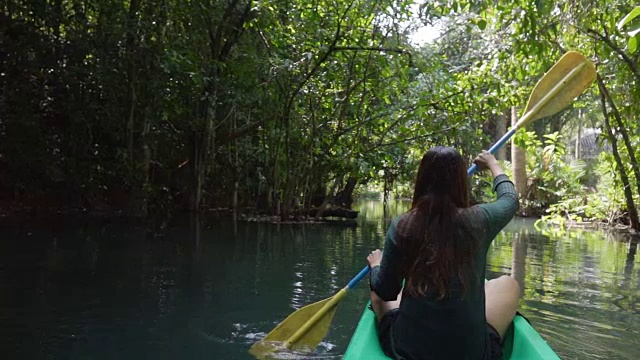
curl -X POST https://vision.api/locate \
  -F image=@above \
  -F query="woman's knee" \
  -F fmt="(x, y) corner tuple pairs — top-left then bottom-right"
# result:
(370, 290), (401, 322)
(485, 276), (520, 339)
(497, 275), (520, 294)
(487, 275), (519, 294)
(486, 275), (520, 310)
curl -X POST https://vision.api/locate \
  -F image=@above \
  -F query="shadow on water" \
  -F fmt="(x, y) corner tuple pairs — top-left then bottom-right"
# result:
(0, 203), (639, 359)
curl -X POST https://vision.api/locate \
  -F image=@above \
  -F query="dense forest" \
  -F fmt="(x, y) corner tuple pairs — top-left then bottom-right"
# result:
(1, 1), (639, 230)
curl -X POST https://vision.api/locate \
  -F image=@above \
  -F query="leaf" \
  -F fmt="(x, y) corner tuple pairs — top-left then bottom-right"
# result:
(477, 19), (487, 30)
(629, 36), (638, 54)
(618, 6), (640, 29)
(628, 22), (640, 37)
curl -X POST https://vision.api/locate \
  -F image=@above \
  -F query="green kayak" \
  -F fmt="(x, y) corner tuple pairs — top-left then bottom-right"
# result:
(343, 302), (559, 360)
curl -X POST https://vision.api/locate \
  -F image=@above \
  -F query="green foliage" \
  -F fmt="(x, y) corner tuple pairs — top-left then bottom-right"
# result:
(2, 0), (639, 227)
(618, 6), (640, 53)
(511, 131), (585, 213)
(470, 160), (513, 204)
(539, 152), (635, 227)
(422, 0), (640, 230)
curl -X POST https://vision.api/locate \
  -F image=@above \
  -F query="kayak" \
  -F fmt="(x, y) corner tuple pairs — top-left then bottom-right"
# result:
(343, 301), (559, 360)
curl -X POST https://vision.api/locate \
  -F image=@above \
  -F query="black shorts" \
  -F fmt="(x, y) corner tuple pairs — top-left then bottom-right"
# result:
(485, 322), (503, 359)
(377, 308), (401, 358)
(376, 309), (503, 360)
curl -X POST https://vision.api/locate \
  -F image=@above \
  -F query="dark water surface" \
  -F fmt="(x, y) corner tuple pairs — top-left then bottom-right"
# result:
(1, 200), (639, 359)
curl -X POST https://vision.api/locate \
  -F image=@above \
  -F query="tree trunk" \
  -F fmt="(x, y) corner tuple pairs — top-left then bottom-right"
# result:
(280, 178), (295, 221)
(511, 107), (527, 203)
(127, 82), (136, 163)
(598, 76), (640, 201)
(232, 180), (239, 220)
(190, 138), (204, 211)
(334, 176), (358, 209)
(232, 115), (240, 218)
(126, 0), (141, 164)
(271, 119), (283, 215)
(139, 113), (151, 216)
(575, 109), (582, 160)
(189, 103), (214, 211)
(496, 110), (508, 161)
(187, 0), (251, 212)
(598, 79), (639, 231)
(125, 0), (144, 216)
(315, 177), (342, 220)
(383, 175), (393, 221)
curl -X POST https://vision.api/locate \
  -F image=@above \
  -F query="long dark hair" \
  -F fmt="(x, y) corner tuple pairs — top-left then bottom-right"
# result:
(398, 146), (475, 298)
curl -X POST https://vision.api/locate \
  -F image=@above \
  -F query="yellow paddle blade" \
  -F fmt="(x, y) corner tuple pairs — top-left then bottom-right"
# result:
(515, 51), (596, 129)
(249, 289), (347, 359)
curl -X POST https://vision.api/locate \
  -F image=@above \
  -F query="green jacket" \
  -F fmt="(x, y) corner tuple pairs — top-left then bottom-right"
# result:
(370, 174), (518, 360)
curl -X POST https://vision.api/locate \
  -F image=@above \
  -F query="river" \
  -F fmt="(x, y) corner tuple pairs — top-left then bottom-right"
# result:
(1, 200), (639, 359)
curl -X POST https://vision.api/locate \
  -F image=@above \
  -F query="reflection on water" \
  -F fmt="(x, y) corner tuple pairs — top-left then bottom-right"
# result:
(488, 218), (640, 359)
(0, 204), (639, 359)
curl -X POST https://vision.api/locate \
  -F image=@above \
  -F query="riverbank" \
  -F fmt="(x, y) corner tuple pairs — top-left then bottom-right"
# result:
(2, 199), (637, 237)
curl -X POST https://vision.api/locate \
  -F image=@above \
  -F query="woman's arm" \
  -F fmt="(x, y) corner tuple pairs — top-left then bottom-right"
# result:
(369, 220), (404, 301)
(473, 151), (519, 244)
(479, 174), (518, 240)
(474, 151), (518, 246)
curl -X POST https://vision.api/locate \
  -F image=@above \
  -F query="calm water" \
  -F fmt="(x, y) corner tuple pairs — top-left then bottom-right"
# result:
(1, 201), (639, 359)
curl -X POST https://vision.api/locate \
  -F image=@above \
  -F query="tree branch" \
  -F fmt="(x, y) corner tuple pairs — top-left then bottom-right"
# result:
(216, 119), (264, 146)
(596, 74), (640, 230)
(365, 127), (454, 152)
(582, 28), (639, 78)
(597, 73), (640, 198)
(333, 46), (413, 64)
(285, 1), (357, 111)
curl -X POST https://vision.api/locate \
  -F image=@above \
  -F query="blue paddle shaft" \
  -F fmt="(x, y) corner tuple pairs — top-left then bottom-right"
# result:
(347, 265), (372, 289)
(467, 127), (518, 176)
(349, 127), (519, 292)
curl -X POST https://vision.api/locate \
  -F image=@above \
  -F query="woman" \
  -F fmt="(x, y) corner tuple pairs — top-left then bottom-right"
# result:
(367, 147), (520, 360)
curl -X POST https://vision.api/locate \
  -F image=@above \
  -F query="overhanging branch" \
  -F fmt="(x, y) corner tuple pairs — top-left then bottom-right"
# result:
(334, 46), (413, 66)
(582, 28), (639, 79)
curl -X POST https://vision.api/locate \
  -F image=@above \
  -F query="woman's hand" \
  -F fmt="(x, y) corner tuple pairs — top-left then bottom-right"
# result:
(473, 150), (499, 171)
(367, 249), (383, 268)
(473, 150), (505, 177)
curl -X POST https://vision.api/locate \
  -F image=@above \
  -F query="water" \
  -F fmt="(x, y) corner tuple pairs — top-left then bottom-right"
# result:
(0, 201), (639, 359)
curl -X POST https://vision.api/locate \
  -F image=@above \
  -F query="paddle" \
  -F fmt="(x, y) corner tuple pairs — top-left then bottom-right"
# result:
(467, 51), (596, 175)
(249, 50), (596, 359)
(249, 266), (372, 357)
